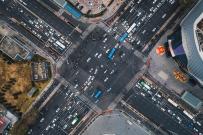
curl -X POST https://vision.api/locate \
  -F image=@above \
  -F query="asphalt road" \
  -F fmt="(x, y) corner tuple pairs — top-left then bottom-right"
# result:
(19, 0), (75, 36)
(0, 1), (63, 60)
(109, 0), (179, 52)
(34, 79), (60, 109)
(30, 85), (92, 135)
(0, 0), (86, 61)
(39, 0), (60, 12)
(1, 1), (198, 135)
(37, 0), (88, 32)
(124, 78), (203, 135)
(60, 27), (144, 110)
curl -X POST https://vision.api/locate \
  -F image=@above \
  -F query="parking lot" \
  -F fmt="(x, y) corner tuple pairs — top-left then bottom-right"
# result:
(30, 85), (92, 135)
(108, 0), (179, 52)
(124, 77), (203, 135)
(60, 28), (144, 110)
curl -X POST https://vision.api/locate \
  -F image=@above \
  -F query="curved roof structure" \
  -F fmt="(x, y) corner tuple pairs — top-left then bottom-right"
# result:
(180, 0), (203, 85)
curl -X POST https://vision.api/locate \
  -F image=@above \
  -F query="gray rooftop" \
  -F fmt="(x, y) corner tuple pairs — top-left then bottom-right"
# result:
(0, 36), (29, 60)
(82, 112), (150, 135)
(52, 0), (66, 7)
(180, 0), (203, 85)
(181, 91), (202, 109)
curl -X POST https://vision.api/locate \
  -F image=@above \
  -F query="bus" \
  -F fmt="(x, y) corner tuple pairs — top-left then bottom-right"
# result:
(94, 90), (102, 99)
(168, 98), (178, 107)
(56, 41), (65, 49)
(119, 33), (128, 42)
(108, 48), (116, 60)
(71, 117), (79, 125)
(127, 23), (136, 33)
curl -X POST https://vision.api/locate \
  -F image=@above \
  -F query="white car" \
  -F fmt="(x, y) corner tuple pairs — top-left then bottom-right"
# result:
(104, 77), (109, 82)
(169, 0), (175, 4)
(51, 123), (56, 128)
(98, 53), (102, 58)
(141, 15), (146, 21)
(66, 92), (70, 96)
(91, 76), (95, 81)
(142, 30), (146, 34)
(67, 106), (72, 110)
(162, 13), (166, 19)
(94, 68), (98, 75)
(107, 28), (112, 33)
(153, 0), (157, 4)
(140, 92), (145, 97)
(153, 7), (158, 13)
(137, 0), (142, 4)
(137, 12), (141, 16)
(94, 53), (99, 57)
(40, 118), (45, 123)
(110, 70), (115, 74)
(84, 86), (88, 91)
(68, 114), (72, 119)
(73, 112), (78, 117)
(86, 57), (91, 63)
(89, 68), (94, 73)
(107, 88), (112, 92)
(63, 124), (68, 129)
(103, 38), (107, 43)
(152, 27), (156, 32)
(106, 49), (110, 54)
(46, 125), (50, 130)
(150, 7), (154, 12)
(56, 108), (60, 113)
(52, 118), (57, 123)
(74, 84), (79, 89)
(148, 13), (153, 18)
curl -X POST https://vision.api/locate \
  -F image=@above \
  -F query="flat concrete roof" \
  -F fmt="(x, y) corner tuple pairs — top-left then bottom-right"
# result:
(0, 116), (10, 134)
(52, 0), (66, 7)
(82, 111), (150, 135)
(0, 36), (29, 60)
(181, 91), (202, 109)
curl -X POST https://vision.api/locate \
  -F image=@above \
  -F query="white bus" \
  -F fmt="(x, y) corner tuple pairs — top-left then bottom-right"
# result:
(71, 117), (79, 125)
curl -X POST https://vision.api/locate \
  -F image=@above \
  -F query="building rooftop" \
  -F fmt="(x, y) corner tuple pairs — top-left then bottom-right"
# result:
(180, 0), (203, 85)
(0, 36), (30, 60)
(0, 116), (10, 134)
(82, 111), (150, 135)
(196, 20), (203, 51)
(181, 91), (202, 110)
(52, 0), (66, 7)
(31, 62), (50, 81)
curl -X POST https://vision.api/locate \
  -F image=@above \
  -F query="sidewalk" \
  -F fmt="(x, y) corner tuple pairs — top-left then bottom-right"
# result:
(147, 31), (194, 95)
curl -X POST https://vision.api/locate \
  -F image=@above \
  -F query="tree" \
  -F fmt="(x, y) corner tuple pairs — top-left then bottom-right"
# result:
(10, 109), (39, 135)
(179, 0), (194, 7)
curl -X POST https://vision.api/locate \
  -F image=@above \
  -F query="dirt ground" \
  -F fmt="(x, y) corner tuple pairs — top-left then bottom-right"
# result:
(0, 57), (49, 113)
